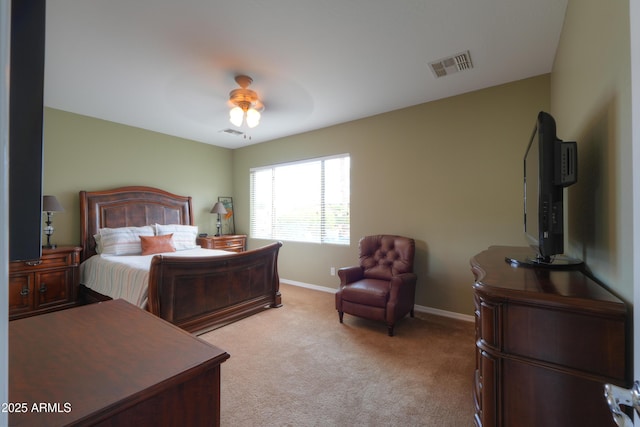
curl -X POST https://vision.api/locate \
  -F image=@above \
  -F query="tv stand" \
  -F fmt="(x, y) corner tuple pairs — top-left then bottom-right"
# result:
(472, 246), (628, 427)
(505, 251), (584, 270)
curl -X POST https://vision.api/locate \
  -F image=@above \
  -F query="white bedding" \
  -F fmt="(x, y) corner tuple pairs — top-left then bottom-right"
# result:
(79, 247), (232, 308)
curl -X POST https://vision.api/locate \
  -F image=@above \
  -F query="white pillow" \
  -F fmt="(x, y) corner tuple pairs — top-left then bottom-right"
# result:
(93, 233), (102, 254)
(155, 224), (198, 250)
(98, 226), (155, 255)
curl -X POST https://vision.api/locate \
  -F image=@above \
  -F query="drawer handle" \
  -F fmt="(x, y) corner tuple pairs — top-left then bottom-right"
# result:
(39, 283), (48, 294)
(20, 285), (29, 296)
(25, 260), (42, 266)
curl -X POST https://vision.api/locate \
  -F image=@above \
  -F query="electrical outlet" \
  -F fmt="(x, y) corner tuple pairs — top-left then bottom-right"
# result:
(330, 267), (336, 276)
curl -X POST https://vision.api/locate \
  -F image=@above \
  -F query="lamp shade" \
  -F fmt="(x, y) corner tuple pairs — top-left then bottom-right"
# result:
(210, 201), (227, 215)
(42, 195), (64, 212)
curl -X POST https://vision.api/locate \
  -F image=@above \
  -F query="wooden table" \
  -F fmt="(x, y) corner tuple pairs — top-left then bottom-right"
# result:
(9, 299), (230, 426)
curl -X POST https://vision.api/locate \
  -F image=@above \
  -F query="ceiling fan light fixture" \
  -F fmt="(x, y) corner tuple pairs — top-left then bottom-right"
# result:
(229, 106), (244, 127)
(228, 75), (264, 128)
(246, 108), (261, 128)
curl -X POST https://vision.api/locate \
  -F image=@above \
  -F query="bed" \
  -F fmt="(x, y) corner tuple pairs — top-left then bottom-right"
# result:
(79, 186), (282, 334)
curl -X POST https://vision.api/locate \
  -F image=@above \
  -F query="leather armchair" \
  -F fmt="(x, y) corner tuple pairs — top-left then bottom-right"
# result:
(335, 235), (417, 336)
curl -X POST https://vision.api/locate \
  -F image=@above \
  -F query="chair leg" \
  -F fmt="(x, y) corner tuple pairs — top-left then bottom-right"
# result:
(388, 324), (394, 337)
(338, 311), (344, 323)
(410, 308), (415, 318)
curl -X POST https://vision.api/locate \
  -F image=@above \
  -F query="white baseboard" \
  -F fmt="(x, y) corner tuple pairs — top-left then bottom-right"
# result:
(414, 304), (474, 323)
(281, 278), (336, 294)
(280, 278), (474, 323)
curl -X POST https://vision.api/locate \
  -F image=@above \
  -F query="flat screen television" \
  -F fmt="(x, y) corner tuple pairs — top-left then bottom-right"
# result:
(507, 111), (582, 268)
(9, 0), (46, 261)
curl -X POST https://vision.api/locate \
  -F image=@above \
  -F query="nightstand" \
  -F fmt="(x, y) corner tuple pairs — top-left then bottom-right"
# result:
(9, 246), (82, 320)
(196, 235), (246, 253)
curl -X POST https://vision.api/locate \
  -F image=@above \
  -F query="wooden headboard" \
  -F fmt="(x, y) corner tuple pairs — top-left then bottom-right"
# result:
(79, 186), (193, 260)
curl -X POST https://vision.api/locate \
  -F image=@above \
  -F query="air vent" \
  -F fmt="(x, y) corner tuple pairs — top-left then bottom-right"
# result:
(220, 128), (244, 136)
(219, 128), (252, 140)
(429, 50), (473, 78)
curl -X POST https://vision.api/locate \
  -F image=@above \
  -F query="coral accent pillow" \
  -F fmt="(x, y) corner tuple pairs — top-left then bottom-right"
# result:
(140, 234), (176, 255)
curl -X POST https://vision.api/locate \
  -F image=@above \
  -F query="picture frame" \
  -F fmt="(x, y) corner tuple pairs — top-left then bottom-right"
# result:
(218, 196), (235, 235)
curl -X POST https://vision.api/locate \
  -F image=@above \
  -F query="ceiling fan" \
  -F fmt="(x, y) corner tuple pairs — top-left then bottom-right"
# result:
(228, 75), (264, 128)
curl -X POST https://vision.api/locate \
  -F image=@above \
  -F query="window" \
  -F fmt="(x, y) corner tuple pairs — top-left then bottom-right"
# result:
(250, 154), (350, 245)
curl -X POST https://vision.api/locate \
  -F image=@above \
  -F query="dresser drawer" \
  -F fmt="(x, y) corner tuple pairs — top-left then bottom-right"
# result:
(197, 235), (246, 252)
(10, 248), (79, 273)
(213, 237), (245, 251)
(35, 269), (73, 309)
(8, 246), (81, 320)
(8, 274), (33, 316)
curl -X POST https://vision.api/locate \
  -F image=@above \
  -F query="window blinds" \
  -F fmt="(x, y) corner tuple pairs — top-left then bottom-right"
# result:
(250, 154), (350, 245)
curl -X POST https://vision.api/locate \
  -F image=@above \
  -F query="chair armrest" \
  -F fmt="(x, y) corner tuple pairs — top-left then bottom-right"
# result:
(389, 273), (418, 302)
(391, 272), (417, 284)
(338, 266), (364, 286)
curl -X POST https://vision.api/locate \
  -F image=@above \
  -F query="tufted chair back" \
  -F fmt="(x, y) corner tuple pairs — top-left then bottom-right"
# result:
(336, 234), (418, 336)
(359, 235), (415, 280)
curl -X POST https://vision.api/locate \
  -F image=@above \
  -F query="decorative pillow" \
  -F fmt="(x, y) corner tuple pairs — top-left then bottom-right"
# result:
(154, 224), (198, 250)
(98, 226), (155, 255)
(140, 234), (176, 255)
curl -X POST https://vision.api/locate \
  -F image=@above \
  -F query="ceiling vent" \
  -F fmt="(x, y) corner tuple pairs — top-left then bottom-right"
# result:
(219, 128), (252, 140)
(429, 50), (473, 78)
(220, 128), (244, 136)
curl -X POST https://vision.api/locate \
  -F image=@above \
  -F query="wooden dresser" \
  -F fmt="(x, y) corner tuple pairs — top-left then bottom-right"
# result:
(471, 246), (628, 427)
(197, 234), (246, 252)
(9, 246), (82, 319)
(9, 299), (230, 426)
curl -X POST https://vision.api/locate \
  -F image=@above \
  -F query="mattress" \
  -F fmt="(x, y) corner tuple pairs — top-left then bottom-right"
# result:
(79, 247), (231, 308)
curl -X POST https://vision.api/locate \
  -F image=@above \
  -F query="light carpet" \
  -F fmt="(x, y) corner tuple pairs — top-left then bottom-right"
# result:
(199, 283), (475, 426)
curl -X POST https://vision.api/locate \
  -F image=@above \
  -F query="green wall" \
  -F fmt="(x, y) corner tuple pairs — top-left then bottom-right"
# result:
(45, 76), (549, 317)
(551, 0), (632, 304)
(48, 3), (636, 313)
(43, 108), (233, 246)
(234, 75), (551, 316)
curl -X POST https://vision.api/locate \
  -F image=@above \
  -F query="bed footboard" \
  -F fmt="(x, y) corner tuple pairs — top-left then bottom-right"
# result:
(147, 242), (282, 334)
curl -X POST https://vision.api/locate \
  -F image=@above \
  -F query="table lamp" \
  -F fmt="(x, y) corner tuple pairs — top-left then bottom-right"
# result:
(210, 201), (227, 236)
(43, 195), (64, 249)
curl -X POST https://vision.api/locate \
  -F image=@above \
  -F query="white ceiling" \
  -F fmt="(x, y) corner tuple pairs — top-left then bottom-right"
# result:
(44, 0), (568, 149)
